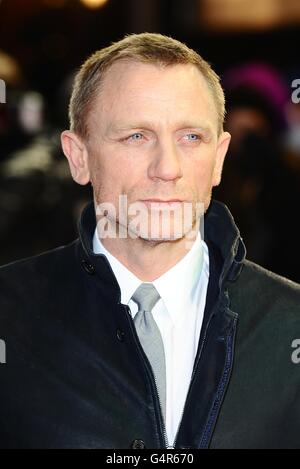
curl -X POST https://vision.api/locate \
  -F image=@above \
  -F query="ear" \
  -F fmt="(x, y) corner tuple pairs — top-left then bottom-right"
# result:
(212, 131), (231, 187)
(61, 130), (90, 185)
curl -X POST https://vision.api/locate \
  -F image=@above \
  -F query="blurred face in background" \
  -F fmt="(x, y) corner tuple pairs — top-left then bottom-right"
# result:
(225, 106), (271, 153)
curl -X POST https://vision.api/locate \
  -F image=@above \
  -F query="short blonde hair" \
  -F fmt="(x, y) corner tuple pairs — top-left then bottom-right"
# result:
(69, 32), (225, 139)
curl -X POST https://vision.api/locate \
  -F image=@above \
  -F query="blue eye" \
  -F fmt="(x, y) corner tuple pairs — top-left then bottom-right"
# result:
(121, 132), (147, 144)
(129, 132), (143, 140)
(186, 134), (200, 141)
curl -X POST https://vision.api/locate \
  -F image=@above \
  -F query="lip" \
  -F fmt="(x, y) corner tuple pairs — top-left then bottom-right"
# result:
(140, 199), (184, 209)
(141, 199), (184, 202)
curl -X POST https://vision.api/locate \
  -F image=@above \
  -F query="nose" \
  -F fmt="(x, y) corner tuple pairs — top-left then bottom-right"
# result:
(148, 138), (183, 182)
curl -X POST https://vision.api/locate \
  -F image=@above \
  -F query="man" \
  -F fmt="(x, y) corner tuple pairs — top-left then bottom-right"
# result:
(0, 33), (299, 449)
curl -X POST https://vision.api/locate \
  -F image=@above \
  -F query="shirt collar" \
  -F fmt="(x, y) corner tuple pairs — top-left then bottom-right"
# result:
(93, 228), (206, 324)
(153, 236), (207, 324)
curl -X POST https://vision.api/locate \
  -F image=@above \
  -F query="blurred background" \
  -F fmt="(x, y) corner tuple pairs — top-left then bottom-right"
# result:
(0, 0), (300, 282)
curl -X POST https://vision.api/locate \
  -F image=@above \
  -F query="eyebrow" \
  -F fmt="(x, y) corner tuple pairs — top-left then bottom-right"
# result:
(108, 121), (214, 136)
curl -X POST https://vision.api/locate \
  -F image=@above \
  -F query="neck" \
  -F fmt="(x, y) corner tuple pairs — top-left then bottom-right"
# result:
(98, 223), (200, 282)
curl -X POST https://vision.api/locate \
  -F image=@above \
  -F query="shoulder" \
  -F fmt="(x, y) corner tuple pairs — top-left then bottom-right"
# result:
(228, 259), (300, 323)
(0, 240), (78, 277)
(0, 240), (81, 342)
(240, 259), (299, 297)
(0, 240), (79, 310)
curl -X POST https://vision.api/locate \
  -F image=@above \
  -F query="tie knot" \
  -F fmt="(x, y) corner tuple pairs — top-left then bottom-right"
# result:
(132, 283), (161, 312)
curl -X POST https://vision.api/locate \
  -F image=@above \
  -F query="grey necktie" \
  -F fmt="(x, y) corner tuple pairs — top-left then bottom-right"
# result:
(131, 283), (166, 423)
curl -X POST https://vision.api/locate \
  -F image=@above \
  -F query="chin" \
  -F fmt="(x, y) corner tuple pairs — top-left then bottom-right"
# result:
(134, 228), (187, 242)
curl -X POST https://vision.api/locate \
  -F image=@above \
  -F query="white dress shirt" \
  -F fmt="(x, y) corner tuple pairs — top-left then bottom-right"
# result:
(93, 229), (210, 447)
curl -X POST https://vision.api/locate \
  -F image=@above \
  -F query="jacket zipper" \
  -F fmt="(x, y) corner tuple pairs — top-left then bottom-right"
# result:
(172, 304), (219, 449)
(198, 320), (237, 449)
(152, 372), (171, 448)
(124, 305), (171, 449)
(125, 298), (222, 449)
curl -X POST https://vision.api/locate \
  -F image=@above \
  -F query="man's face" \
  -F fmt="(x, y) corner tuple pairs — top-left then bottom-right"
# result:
(86, 60), (230, 241)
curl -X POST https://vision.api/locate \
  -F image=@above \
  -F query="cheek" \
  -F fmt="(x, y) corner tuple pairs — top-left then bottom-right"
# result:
(92, 150), (141, 199)
(190, 155), (216, 190)
(91, 148), (123, 181)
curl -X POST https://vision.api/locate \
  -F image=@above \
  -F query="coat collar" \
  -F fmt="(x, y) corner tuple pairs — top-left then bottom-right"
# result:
(76, 199), (246, 292)
(203, 199), (247, 286)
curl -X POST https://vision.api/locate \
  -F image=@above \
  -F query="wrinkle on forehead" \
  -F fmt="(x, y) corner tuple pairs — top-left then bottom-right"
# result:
(89, 60), (218, 137)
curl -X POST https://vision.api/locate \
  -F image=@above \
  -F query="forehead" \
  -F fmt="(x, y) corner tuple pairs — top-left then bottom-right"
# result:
(93, 60), (218, 130)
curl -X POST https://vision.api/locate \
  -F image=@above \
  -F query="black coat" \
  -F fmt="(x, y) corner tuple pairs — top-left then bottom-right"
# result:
(0, 199), (299, 449)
